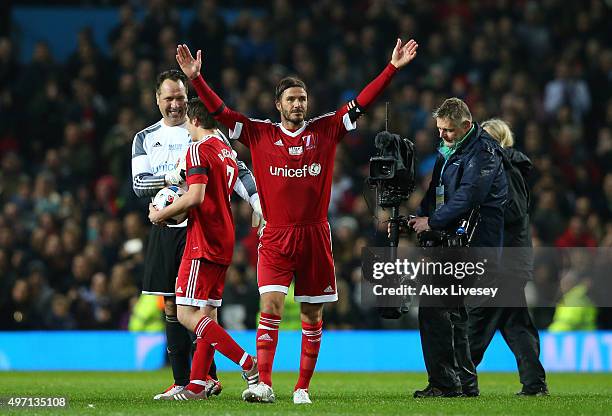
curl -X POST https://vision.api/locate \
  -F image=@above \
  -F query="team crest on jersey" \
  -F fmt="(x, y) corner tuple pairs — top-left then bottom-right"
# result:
(301, 134), (316, 150)
(288, 146), (303, 156)
(308, 163), (321, 176)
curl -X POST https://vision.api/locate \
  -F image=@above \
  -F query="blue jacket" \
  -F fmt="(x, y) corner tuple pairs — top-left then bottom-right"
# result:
(419, 123), (507, 247)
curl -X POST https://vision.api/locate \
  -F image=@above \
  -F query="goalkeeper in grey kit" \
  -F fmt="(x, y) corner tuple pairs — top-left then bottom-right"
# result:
(131, 70), (263, 399)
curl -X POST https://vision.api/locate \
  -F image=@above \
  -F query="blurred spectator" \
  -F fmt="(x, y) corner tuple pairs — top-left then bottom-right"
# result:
(45, 294), (77, 330)
(555, 216), (598, 248)
(26, 261), (54, 320)
(0, 280), (38, 330)
(544, 61), (591, 123)
(128, 294), (164, 332)
(220, 265), (259, 329)
(188, 0), (227, 83)
(109, 263), (139, 326)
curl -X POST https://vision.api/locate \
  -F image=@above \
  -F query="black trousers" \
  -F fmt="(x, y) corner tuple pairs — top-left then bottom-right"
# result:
(462, 280), (547, 392)
(418, 306), (476, 391)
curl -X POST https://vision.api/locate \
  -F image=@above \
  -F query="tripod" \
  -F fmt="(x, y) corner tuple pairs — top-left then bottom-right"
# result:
(378, 205), (411, 319)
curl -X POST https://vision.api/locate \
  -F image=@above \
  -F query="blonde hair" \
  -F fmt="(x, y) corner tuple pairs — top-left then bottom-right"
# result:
(482, 118), (514, 148)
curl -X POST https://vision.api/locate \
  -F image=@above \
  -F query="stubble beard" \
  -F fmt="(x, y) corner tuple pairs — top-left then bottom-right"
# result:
(283, 109), (305, 127)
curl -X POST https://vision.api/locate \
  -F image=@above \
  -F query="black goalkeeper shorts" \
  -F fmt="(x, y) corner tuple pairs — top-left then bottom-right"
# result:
(142, 224), (186, 296)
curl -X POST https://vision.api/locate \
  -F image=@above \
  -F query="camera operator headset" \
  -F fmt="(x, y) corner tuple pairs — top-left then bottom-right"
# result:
(408, 98), (507, 398)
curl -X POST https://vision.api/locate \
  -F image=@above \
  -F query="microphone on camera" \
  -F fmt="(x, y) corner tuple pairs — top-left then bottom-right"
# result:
(375, 131), (394, 150)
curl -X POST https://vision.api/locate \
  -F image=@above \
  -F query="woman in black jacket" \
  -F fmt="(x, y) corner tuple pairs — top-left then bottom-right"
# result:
(465, 118), (549, 396)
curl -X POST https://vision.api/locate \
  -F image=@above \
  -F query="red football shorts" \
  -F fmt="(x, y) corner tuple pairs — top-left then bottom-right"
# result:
(257, 220), (337, 303)
(175, 257), (228, 307)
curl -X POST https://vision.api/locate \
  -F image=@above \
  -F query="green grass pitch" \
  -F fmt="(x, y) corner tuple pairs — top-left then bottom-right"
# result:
(1, 370), (611, 415)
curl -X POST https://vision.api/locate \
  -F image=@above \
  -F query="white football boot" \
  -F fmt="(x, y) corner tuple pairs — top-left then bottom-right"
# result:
(293, 388), (312, 404)
(242, 382), (276, 403)
(160, 387), (208, 401)
(153, 384), (185, 400)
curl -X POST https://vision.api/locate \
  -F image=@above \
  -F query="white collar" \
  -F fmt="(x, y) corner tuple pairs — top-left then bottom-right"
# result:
(279, 121), (307, 137)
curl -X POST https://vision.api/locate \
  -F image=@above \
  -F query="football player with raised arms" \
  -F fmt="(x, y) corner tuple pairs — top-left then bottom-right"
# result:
(176, 38), (418, 404)
(148, 98), (259, 400)
(131, 70), (263, 399)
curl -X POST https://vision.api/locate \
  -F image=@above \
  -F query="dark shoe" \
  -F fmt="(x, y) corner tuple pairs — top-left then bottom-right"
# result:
(414, 385), (463, 398)
(462, 388), (480, 397)
(516, 387), (549, 396)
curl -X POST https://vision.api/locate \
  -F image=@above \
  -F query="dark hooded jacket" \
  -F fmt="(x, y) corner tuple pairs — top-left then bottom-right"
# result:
(501, 147), (534, 279)
(502, 148), (533, 247)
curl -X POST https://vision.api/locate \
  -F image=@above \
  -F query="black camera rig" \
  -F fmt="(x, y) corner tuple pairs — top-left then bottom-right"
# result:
(366, 130), (416, 319)
(417, 208), (481, 248)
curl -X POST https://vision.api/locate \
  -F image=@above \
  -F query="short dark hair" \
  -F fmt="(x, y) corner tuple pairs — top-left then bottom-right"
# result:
(187, 98), (217, 129)
(432, 97), (472, 126)
(275, 76), (307, 101)
(156, 69), (188, 95)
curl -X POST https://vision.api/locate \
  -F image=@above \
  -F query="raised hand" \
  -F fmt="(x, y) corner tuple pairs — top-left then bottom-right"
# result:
(390, 38), (419, 69)
(176, 44), (202, 80)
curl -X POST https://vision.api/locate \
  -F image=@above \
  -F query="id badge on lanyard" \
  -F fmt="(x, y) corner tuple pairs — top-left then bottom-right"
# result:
(436, 158), (449, 211)
(435, 185), (445, 210)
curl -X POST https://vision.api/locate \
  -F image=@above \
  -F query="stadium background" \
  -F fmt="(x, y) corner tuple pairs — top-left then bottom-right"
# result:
(0, 0), (611, 374)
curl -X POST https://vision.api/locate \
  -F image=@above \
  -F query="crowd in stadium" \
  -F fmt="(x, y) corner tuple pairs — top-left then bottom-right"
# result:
(0, 0), (610, 331)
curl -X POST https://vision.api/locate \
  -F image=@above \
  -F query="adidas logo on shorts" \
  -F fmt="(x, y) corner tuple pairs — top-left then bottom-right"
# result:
(257, 333), (274, 342)
(323, 285), (334, 293)
(176, 286), (183, 294)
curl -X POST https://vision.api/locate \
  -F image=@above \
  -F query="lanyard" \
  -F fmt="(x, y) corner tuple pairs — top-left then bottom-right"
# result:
(439, 158), (450, 186)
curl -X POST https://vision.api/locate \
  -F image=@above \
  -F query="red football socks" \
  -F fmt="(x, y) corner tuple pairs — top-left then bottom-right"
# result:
(295, 320), (323, 391)
(256, 313), (281, 386)
(185, 380), (206, 394)
(195, 316), (253, 371)
(189, 340), (214, 387)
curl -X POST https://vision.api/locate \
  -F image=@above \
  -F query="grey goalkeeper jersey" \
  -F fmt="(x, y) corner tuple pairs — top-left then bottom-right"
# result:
(131, 118), (258, 208)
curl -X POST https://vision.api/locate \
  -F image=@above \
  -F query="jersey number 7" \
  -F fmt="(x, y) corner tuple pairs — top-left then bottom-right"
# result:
(226, 165), (235, 201)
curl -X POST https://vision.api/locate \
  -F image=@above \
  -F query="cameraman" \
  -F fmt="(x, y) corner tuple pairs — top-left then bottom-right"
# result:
(409, 98), (507, 397)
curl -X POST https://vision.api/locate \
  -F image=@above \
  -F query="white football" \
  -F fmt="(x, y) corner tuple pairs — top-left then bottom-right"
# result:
(153, 186), (187, 225)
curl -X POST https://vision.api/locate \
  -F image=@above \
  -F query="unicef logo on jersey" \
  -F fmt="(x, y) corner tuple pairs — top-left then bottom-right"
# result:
(269, 162), (323, 178)
(308, 163), (321, 176)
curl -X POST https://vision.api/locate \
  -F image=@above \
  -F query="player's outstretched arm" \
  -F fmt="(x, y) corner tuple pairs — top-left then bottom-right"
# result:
(389, 38), (418, 69)
(176, 44), (202, 80)
(343, 38), (418, 122)
(176, 44), (225, 116)
(176, 44), (254, 145)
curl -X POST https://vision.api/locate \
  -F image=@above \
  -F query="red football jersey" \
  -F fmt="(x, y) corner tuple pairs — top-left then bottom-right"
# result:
(191, 62), (398, 226)
(221, 110), (356, 226)
(184, 134), (238, 264)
